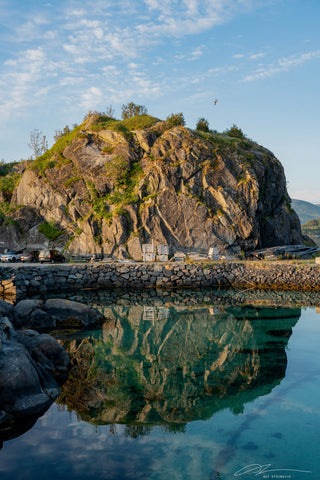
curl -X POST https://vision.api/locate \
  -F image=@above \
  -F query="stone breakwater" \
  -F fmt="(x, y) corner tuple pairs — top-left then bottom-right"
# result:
(1, 261), (320, 300)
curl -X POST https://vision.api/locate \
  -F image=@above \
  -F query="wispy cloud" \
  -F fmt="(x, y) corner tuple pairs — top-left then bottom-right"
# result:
(139, 0), (264, 37)
(249, 52), (266, 60)
(190, 47), (204, 60)
(81, 86), (104, 110)
(242, 50), (320, 82)
(0, 0), (301, 126)
(0, 47), (51, 120)
(175, 45), (205, 61)
(233, 52), (266, 61)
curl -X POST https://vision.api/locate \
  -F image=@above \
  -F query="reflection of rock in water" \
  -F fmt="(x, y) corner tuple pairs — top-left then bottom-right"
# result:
(61, 287), (320, 310)
(58, 304), (300, 432)
(0, 416), (39, 450)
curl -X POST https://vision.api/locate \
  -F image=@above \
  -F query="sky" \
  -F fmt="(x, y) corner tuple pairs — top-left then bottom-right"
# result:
(0, 0), (319, 202)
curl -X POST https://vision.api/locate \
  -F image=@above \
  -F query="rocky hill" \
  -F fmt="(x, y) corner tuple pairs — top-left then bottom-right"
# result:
(0, 114), (302, 259)
(301, 218), (320, 246)
(291, 198), (320, 225)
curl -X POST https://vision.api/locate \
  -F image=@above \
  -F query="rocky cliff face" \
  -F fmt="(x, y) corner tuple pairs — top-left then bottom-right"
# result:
(1, 114), (302, 258)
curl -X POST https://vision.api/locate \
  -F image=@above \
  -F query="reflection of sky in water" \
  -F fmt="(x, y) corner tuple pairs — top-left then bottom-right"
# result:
(0, 305), (319, 480)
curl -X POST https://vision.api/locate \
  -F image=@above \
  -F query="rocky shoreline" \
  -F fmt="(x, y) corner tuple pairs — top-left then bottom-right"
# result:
(0, 298), (105, 445)
(1, 260), (320, 301)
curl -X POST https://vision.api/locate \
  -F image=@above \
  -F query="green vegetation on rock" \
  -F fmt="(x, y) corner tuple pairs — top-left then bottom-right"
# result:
(166, 112), (185, 129)
(88, 160), (144, 224)
(63, 176), (82, 188)
(31, 124), (84, 174)
(0, 175), (17, 198)
(104, 155), (130, 186)
(0, 105), (302, 258)
(0, 201), (11, 217)
(3, 217), (20, 229)
(38, 221), (65, 240)
(0, 171), (22, 204)
(224, 124), (246, 139)
(102, 145), (115, 154)
(196, 117), (210, 133)
(90, 114), (159, 140)
(195, 130), (253, 153)
(121, 102), (148, 119)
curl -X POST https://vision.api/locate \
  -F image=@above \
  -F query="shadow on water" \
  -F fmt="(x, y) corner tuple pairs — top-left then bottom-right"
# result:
(53, 288), (301, 437)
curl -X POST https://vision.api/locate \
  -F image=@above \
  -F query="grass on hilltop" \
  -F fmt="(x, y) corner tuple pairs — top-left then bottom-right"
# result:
(90, 114), (160, 139)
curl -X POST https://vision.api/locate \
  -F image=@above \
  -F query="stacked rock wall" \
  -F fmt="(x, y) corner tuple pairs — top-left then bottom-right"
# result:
(2, 261), (320, 300)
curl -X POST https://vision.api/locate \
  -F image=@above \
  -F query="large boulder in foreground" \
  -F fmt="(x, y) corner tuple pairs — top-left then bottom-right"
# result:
(0, 316), (69, 440)
(0, 297), (105, 445)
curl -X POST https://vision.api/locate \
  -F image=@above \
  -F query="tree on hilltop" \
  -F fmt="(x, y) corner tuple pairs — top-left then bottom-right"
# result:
(28, 129), (48, 159)
(166, 112), (185, 129)
(121, 102), (148, 119)
(105, 104), (115, 119)
(224, 124), (245, 139)
(196, 117), (210, 132)
(54, 125), (71, 142)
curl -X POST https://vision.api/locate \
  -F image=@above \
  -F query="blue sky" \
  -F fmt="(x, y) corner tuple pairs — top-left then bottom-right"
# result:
(0, 0), (319, 202)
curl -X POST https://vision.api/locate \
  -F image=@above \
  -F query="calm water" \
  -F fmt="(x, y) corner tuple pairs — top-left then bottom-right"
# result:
(0, 289), (319, 480)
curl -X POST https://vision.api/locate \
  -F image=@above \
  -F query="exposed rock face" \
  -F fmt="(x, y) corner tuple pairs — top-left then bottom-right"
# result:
(2, 118), (302, 257)
(0, 206), (45, 252)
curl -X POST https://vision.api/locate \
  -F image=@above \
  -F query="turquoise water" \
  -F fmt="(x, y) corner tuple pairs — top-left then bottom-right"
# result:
(0, 290), (319, 480)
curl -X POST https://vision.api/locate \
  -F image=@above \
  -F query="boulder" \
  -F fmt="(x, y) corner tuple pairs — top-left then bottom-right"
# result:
(28, 309), (57, 330)
(0, 294), (105, 443)
(0, 340), (54, 416)
(0, 317), (69, 432)
(127, 236), (143, 261)
(14, 330), (70, 382)
(12, 298), (105, 331)
(0, 300), (14, 319)
(43, 298), (105, 328)
(14, 299), (44, 321)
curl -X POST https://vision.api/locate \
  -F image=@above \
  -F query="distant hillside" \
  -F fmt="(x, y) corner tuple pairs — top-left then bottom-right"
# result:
(291, 199), (320, 225)
(301, 218), (320, 246)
